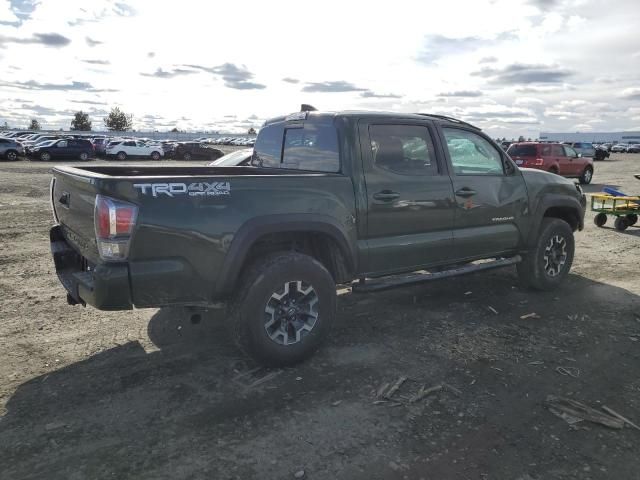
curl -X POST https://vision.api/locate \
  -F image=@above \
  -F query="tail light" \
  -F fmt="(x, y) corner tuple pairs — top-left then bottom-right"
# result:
(534, 158), (545, 166)
(94, 194), (138, 261)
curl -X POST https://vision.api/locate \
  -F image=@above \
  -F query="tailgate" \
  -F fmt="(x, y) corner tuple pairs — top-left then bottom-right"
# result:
(51, 170), (100, 262)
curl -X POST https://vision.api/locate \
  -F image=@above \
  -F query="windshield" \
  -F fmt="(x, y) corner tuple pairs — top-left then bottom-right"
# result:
(36, 140), (56, 147)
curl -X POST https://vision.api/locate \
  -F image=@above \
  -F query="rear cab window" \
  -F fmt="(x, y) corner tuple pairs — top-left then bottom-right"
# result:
(254, 117), (340, 172)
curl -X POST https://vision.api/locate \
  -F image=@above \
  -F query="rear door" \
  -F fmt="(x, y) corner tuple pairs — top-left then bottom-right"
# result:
(52, 140), (68, 158)
(440, 127), (528, 261)
(359, 120), (456, 274)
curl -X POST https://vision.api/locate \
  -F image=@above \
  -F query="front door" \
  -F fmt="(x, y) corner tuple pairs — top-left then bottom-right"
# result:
(440, 127), (528, 261)
(360, 121), (456, 274)
(563, 145), (582, 175)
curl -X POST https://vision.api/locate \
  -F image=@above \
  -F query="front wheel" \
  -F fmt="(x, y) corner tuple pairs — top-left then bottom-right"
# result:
(79, 152), (88, 161)
(517, 218), (575, 291)
(117, 151), (127, 161)
(614, 216), (629, 231)
(579, 166), (593, 184)
(151, 151), (161, 161)
(40, 152), (51, 162)
(183, 152), (192, 161)
(5, 150), (18, 161)
(228, 252), (336, 366)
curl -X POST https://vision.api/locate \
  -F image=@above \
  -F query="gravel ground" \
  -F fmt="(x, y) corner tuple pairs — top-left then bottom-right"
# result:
(1, 154), (639, 480)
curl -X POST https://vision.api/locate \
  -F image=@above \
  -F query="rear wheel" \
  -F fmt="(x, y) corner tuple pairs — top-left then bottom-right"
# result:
(117, 151), (127, 161)
(579, 166), (593, 184)
(151, 151), (161, 161)
(594, 212), (607, 227)
(626, 214), (638, 226)
(518, 218), (574, 291)
(5, 150), (18, 161)
(40, 151), (51, 162)
(79, 152), (88, 161)
(549, 166), (559, 175)
(614, 216), (629, 231)
(183, 152), (192, 160)
(228, 252), (336, 366)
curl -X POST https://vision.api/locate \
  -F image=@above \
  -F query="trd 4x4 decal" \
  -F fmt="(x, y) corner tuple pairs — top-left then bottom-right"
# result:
(133, 182), (231, 197)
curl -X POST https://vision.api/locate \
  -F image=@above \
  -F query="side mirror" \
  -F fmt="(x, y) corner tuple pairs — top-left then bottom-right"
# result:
(577, 153), (582, 158)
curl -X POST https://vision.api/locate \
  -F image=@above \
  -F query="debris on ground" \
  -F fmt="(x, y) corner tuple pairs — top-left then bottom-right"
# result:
(545, 396), (624, 429)
(383, 376), (408, 400)
(409, 384), (443, 403)
(488, 306), (499, 315)
(520, 313), (541, 320)
(294, 469), (305, 479)
(555, 366), (580, 378)
(602, 406), (640, 431)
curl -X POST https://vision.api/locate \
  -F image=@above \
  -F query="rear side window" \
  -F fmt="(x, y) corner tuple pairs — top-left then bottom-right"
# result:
(507, 144), (537, 156)
(541, 145), (552, 156)
(282, 123), (340, 172)
(368, 124), (437, 175)
(253, 123), (284, 168)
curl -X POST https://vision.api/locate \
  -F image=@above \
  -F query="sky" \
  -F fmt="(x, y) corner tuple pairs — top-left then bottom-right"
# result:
(0, 0), (639, 137)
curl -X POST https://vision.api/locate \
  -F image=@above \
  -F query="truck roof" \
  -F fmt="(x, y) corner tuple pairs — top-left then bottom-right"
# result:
(263, 110), (481, 130)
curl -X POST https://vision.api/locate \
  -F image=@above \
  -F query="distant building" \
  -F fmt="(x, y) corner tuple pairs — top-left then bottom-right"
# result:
(538, 131), (640, 144)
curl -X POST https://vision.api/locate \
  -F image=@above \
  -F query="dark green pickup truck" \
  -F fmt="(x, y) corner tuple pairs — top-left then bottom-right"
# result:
(50, 109), (586, 365)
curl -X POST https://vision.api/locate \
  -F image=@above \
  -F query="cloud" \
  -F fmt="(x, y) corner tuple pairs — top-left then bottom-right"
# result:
(438, 90), (483, 97)
(360, 91), (403, 99)
(1, 0), (36, 25)
(418, 33), (516, 63)
(0, 32), (71, 47)
(282, 77), (299, 84)
(183, 63), (266, 89)
(140, 67), (197, 79)
(147, 51), (155, 58)
(82, 59), (110, 65)
(479, 56), (498, 64)
(302, 81), (367, 93)
(85, 36), (102, 47)
(70, 99), (108, 106)
(1, 79), (117, 92)
(621, 88), (640, 101)
(113, 2), (136, 17)
(472, 63), (573, 84)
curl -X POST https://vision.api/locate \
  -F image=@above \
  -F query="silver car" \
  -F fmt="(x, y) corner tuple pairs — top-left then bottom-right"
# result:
(0, 137), (25, 161)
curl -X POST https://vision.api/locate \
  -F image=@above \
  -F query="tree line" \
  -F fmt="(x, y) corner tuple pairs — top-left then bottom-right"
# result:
(15, 108), (256, 134)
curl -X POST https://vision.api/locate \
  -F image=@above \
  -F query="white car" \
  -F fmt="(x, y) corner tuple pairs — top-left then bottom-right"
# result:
(611, 144), (628, 153)
(106, 139), (164, 160)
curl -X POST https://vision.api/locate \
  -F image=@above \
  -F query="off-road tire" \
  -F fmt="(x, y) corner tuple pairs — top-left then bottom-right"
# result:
(594, 212), (607, 227)
(626, 214), (638, 226)
(517, 218), (574, 291)
(117, 151), (127, 161)
(579, 166), (593, 184)
(614, 216), (629, 231)
(228, 252), (336, 367)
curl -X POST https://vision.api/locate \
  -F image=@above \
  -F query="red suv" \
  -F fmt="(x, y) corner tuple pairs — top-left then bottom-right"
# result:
(506, 142), (594, 184)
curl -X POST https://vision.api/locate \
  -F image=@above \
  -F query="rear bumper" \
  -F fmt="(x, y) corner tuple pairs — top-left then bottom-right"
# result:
(50, 225), (133, 310)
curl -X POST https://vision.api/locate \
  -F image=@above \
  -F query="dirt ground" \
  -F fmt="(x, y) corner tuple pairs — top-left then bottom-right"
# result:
(1, 154), (639, 480)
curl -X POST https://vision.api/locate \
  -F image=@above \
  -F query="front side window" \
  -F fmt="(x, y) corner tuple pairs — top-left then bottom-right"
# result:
(369, 124), (437, 175)
(282, 123), (340, 172)
(443, 128), (504, 175)
(563, 146), (578, 157)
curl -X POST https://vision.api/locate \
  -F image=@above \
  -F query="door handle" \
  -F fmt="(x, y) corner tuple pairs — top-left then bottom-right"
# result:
(455, 188), (476, 198)
(373, 191), (400, 201)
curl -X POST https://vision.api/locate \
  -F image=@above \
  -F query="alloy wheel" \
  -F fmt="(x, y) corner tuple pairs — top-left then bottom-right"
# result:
(263, 281), (319, 345)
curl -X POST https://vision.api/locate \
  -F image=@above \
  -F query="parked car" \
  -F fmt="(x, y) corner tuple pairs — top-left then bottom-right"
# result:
(28, 138), (94, 161)
(106, 140), (164, 160)
(22, 135), (61, 153)
(207, 148), (254, 166)
(507, 142), (594, 184)
(0, 137), (25, 161)
(174, 142), (224, 161)
(611, 144), (628, 153)
(92, 137), (109, 155)
(49, 109), (586, 366)
(569, 142), (595, 158)
(594, 146), (610, 161)
(626, 144), (640, 153)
